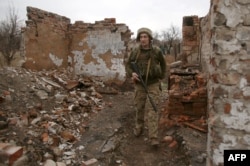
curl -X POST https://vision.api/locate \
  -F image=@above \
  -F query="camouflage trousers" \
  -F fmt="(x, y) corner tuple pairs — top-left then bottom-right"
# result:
(134, 82), (161, 139)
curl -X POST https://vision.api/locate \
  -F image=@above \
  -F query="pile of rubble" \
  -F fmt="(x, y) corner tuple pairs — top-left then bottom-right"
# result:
(167, 66), (207, 118)
(0, 66), (209, 166)
(0, 67), (117, 165)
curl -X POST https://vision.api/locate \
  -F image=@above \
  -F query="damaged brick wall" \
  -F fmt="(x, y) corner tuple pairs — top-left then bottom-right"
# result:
(23, 7), (70, 70)
(200, 0), (250, 165)
(168, 71), (207, 117)
(68, 19), (130, 83)
(182, 16), (200, 65)
(22, 7), (132, 83)
(168, 15), (207, 118)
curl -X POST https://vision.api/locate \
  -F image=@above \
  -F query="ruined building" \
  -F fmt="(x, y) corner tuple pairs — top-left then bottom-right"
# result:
(22, 6), (132, 84)
(201, 0), (250, 165)
(168, 15), (207, 120)
(168, 0), (250, 165)
(20, 0), (250, 165)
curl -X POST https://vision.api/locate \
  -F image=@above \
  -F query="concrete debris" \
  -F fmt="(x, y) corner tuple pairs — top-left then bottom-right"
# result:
(0, 66), (207, 165)
(168, 68), (207, 117)
(0, 143), (23, 166)
(101, 137), (119, 153)
(0, 67), (117, 165)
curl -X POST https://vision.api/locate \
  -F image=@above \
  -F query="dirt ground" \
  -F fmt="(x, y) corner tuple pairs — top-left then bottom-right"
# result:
(0, 67), (207, 166)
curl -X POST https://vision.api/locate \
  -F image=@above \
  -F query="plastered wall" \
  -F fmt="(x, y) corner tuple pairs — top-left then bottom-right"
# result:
(200, 0), (250, 165)
(22, 7), (132, 83)
(68, 21), (129, 82)
(23, 7), (70, 70)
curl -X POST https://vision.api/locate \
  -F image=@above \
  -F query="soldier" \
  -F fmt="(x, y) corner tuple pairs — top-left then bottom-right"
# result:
(125, 27), (166, 146)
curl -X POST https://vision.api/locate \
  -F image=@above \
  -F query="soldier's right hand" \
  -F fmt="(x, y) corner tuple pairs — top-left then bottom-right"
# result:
(131, 72), (140, 83)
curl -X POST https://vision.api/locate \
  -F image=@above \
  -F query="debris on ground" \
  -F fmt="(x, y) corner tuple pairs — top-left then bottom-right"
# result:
(0, 67), (207, 166)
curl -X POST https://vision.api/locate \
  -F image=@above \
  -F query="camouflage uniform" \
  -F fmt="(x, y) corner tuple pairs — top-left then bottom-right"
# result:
(126, 27), (166, 142)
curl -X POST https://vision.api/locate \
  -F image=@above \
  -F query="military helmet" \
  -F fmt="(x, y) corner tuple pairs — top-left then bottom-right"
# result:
(136, 27), (153, 41)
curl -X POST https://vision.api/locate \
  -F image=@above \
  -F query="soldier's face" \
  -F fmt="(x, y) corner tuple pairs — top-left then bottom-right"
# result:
(139, 33), (150, 48)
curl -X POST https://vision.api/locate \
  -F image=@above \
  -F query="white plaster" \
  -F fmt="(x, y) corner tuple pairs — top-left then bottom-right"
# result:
(243, 135), (250, 145)
(214, 135), (241, 165)
(230, 63), (240, 71)
(67, 56), (73, 72)
(220, 101), (250, 132)
(216, 39), (241, 54)
(85, 30), (125, 56)
(222, 134), (237, 147)
(239, 54), (250, 61)
(239, 78), (247, 89)
(219, 143), (230, 153)
(68, 56), (72, 64)
(230, 101), (244, 115)
(220, 2), (243, 27)
(242, 86), (250, 97)
(209, 1), (250, 165)
(214, 135), (238, 165)
(71, 49), (108, 78)
(212, 149), (223, 165)
(111, 58), (126, 80)
(49, 53), (63, 67)
(71, 50), (86, 74)
(72, 30), (126, 81)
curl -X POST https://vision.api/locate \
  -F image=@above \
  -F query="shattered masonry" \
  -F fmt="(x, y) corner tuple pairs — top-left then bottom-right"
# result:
(200, 0), (250, 165)
(22, 6), (132, 84)
(15, 1), (250, 165)
(170, 0), (250, 165)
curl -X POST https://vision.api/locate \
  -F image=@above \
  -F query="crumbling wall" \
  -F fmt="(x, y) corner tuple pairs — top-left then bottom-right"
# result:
(68, 19), (130, 83)
(168, 15), (207, 118)
(23, 7), (70, 70)
(200, 0), (250, 165)
(22, 7), (131, 83)
(168, 71), (207, 117)
(182, 16), (200, 64)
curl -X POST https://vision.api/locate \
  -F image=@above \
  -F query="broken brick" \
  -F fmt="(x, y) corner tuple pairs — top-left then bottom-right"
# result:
(60, 131), (77, 142)
(0, 143), (23, 166)
(65, 80), (79, 90)
(224, 103), (231, 114)
(168, 140), (178, 149)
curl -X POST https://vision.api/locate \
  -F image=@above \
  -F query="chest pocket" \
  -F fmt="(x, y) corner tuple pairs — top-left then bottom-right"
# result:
(149, 57), (162, 79)
(136, 52), (150, 77)
(133, 46), (162, 79)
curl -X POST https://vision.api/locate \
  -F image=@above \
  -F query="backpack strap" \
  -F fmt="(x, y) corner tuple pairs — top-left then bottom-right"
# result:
(135, 46), (152, 85)
(135, 45), (156, 62)
(145, 58), (151, 85)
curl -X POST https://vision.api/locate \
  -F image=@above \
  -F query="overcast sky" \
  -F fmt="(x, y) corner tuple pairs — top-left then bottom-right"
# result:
(0, 0), (210, 36)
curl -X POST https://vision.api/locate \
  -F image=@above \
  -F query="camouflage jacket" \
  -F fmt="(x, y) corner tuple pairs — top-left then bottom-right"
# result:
(125, 45), (166, 85)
